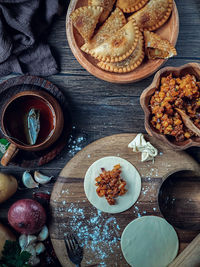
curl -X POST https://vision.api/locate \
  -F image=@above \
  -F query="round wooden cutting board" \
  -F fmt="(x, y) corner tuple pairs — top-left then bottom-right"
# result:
(50, 134), (200, 267)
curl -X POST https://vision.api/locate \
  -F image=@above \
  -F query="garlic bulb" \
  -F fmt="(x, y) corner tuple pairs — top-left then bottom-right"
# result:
(22, 171), (39, 188)
(37, 225), (49, 241)
(34, 171), (53, 184)
(19, 230), (47, 266)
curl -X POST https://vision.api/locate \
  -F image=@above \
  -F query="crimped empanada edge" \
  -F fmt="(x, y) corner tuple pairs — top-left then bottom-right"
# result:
(97, 50), (144, 73)
(128, 0), (174, 32)
(70, 5), (103, 20)
(97, 33), (145, 73)
(144, 30), (177, 59)
(89, 20), (140, 63)
(80, 7), (126, 54)
(70, 5), (104, 41)
(88, 0), (116, 23)
(117, 0), (149, 13)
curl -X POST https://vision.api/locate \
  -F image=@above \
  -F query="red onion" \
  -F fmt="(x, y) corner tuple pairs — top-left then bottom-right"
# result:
(8, 199), (46, 234)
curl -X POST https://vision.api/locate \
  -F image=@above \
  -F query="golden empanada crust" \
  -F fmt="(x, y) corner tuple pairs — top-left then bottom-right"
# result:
(116, 0), (149, 13)
(97, 32), (144, 73)
(88, 0), (116, 23)
(81, 8), (126, 53)
(128, 0), (173, 31)
(89, 20), (139, 63)
(144, 30), (177, 59)
(70, 6), (103, 41)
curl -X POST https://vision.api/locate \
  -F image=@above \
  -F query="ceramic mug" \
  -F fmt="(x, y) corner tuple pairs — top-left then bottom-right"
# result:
(1, 90), (64, 166)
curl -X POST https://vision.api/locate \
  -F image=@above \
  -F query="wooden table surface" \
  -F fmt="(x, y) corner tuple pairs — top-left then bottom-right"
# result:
(0, 0), (200, 263)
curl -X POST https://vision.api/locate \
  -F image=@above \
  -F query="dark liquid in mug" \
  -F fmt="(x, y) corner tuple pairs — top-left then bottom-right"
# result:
(3, 96), (55, 145)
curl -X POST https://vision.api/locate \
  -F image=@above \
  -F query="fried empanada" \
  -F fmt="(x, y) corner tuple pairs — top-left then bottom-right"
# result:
(97, 32), (144, 73)
(144, 30), (177, 59)
(70, 6), (103, 41)
(89, 20), (139, 63)
(128, 0), (173, 31)
(81, 8), (126, 53)
(116, 0), (149, 13)
(88, 0), (116, 23)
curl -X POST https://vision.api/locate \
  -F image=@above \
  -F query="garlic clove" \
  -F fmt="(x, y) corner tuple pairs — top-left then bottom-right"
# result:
(19, 234), (28, 250)
(35, 242), (46, 255)
(34, 171), (53, 184)
(29, 256), (40, 266)
(27, 235), (37, 246)
(24, 244), (36, 258)
(37, 225), (49, 241)
(22, 171), (39, 189)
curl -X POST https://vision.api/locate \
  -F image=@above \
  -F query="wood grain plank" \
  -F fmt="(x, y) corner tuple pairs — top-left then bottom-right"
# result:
(50, 133), (200, 267)
(0, 1), (199, 265)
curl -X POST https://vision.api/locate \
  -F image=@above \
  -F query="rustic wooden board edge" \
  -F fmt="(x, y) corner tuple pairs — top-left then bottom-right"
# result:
(49, 133), (200, 267)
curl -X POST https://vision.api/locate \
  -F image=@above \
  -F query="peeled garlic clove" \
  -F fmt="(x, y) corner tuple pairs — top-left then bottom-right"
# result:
(34, 171), (53, 184)
(19, 234), (28, 250)
(22, 171), (39, 189)
(27, 235), (37, 246)
(35, 242), (46, 255)
(37, 225), (49, 241)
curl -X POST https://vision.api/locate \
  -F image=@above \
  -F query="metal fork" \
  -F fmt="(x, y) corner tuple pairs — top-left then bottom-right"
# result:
(64, 233), (83, 267)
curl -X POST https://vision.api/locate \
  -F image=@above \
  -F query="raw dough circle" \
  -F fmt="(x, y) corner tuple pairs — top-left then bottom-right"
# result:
(121, 216), (179, 267)
(84, 156), (141, 213)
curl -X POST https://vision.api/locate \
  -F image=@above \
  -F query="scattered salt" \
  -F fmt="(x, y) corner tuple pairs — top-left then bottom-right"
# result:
(56, 204), (121, 264)
(67, 133), (87, 157)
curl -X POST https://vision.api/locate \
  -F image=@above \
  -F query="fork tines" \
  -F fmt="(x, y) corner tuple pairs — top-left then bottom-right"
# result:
(64, 233), (83, 265)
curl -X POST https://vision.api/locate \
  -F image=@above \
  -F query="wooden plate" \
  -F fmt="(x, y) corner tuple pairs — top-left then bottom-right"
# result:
(50, 133), (200, 267)
(66, 0), (179, 84)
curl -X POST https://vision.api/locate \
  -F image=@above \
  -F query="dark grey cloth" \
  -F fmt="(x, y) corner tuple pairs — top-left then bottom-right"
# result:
(0, 0), (60, 76)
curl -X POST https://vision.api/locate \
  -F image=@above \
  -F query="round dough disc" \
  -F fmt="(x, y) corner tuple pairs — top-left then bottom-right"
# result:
(84, 156), (141, 213)
(121, 216), (179, 267)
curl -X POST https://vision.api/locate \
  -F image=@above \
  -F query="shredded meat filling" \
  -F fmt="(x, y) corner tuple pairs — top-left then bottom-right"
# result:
(95, 164), (127, 205)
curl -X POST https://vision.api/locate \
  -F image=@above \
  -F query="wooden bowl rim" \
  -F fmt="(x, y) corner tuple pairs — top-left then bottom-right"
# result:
(66, 0), (179, 84)
(140, 62), (200, 150)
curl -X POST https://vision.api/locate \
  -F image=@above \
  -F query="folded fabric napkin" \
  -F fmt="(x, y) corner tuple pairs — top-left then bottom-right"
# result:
(0, 0), (60, 77)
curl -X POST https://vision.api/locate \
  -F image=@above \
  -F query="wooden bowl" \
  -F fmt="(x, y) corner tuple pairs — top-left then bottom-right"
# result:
(140, 62), (200, 150)
(66, 0), (179, 84)
(158, 170), (200, 230)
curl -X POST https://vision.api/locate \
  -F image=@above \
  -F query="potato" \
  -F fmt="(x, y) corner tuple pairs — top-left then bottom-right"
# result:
(0, 173), (18, 204)
(0, 222), (16, 257)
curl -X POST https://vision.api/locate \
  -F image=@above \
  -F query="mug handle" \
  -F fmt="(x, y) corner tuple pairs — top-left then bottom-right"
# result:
(1, 144), (19, 166)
